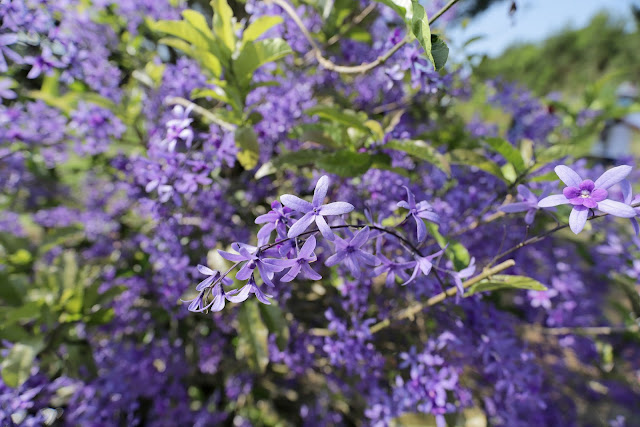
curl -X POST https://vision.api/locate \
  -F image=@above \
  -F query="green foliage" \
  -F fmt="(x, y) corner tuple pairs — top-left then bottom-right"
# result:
(236, 301), (270, 373)
(374, 0), (449, 70)
(475, 12), (640, 95)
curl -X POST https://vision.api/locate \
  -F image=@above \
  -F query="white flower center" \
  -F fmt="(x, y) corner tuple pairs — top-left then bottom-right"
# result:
(580, 190), (590, 198)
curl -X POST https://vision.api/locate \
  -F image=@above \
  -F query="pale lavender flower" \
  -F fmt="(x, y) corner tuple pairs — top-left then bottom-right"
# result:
(402, 247), (446, 286)
(184, 265), (236, 312)
(255, 200), (294, 243)
(620, 180), (640, 235)
(538, 165), (636, 234)
(0, 77), (16, 100)
(218, 242), (285, 287)
(0, 33), (20, 72)
(277, 235), (321, 282)
(373, 254), (415, 287)
(281, 175), (354, 241)
(451, 257), (476, 296)
(325, 226), (380, 278)
(499, 184), (553, 225)
(528, 288), (558, 310)
(25, 46), (63, 79)
(161, 104), (194, 151)
(226, 276), (273, 305)
(397, 186), (439, 242)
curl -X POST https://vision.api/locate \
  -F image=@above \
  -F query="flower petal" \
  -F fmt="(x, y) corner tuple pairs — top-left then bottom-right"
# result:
(524, 209), (536, 225)
(226, 284), (252, 303)
(583, 198), (597, 209)
(197, 264), (215, 276)
(357, 250), (381, 266)
(538, 194), (569, 208)
(325, 250), (346, 267)
(403, 186), (416, 209)
(555, 165), (582, 187)
(517, 185), (535, 201)
(562, 187), (581, 199)
(631, 217), (639, 236)
(280, 194), (313, 213)
(350, 226), (370, 248)
(569, 207), (589, 234)
(301, 263), (321, 280)
(319, 201), (354, 216)
(590, 188), (608, 202)
(579, 179), (595, 192)
(299, 235), (317, 259)
(287, 212), (315, 238)
(280, 263), (302, 282)
(415, 215), (427, 242)
(236, 263), (254, 281)
(312, 176), (329, 207)
(621, 180), (633, 205)
(218, 250), (246, 262)
(315, 215), (335, 241)
(594, 165), (632, 190)
(597, 199), (637, 218)
(499, 202), (531, 213)
(416, 211), (439, 223)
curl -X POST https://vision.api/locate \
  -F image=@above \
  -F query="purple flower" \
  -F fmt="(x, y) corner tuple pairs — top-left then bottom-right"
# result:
(325, 226), (380, 278)
(255, 200), (294, 243)
(0, 77), (16, 100)
(373, 254), (415, 287)
(218, 242), (285, 287)
(620, 180), (640, 235)
(402, 247), (445, 286)
(25, 46), (63, 79)
(277, 235), (322, 282)
(185, 265), (236, 312)
(451, 257), (476, 296)
(397, 186), (439, 242)
(226, 276), (273, 305)
(0, 33), (21, 73)
(499, 184), (553, 225)
(281, 175), (354, 241)
(161, 104), (194, 151)
(538, 165), (636, 234)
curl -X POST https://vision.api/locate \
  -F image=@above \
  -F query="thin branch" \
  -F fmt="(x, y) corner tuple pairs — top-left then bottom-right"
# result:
(491, 201), (640, 263)
(537, 323), (640, 336)
(369, 259), (516, 333)
(269, 0), (461, 75)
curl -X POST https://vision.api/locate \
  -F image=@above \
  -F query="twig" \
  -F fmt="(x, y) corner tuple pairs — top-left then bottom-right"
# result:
(491, 201), (640, 263)
(538, 324), (640, 336)
(269, 0), (461, 75)
(368, 259), (516, 333)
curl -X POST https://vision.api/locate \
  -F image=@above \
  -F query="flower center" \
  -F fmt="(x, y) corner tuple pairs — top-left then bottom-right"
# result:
(580, 189), (591, 198)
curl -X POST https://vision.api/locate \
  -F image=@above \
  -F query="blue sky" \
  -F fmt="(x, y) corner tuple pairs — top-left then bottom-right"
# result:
(447, 0), (638, 58)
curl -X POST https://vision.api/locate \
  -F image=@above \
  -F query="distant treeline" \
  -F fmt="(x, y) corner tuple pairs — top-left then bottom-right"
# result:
(475, 10), (640, 95)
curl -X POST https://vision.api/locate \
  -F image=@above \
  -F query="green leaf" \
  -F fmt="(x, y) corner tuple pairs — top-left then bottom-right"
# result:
(430, 34), (449, 71)
(272, 149), (326, 168)
(242, 16), (283, 44)
(410, 0), (432, 63)
(233, 38), (292, 86)
(485, 137), (526, 173)
(258, 303), (289, 351)
(425, 223), (470, 270)
(305, 106), (371, 133)
(236, 301), (269, 373)
(465, 274), (547, 296)
(374, 0), (408, 19)
(211, 0), (235, 53)
(1, 340), (43, 388)
(317, 150), (374, 177)
(150, 20), (212, 51)
(190, 88), (230, 103)
(448, 149), (506, 181)
(385, 139), (451, 175)
(158, 38), (222, 77)
(235, 126), (260, 170)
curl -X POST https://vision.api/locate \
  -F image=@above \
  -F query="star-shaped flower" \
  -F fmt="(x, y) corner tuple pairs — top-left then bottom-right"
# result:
(325, 226), (380, 278)
(538, 165), (636, 234)
(397, 186), (439, 242)
(281, 176), (354, 241)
